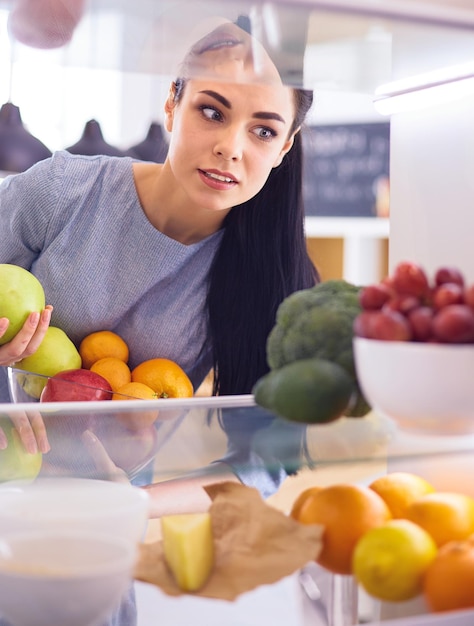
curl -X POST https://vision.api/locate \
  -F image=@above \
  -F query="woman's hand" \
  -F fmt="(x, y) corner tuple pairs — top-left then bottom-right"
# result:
(0, 305), (53, 367)
(0, 410), (50, 454)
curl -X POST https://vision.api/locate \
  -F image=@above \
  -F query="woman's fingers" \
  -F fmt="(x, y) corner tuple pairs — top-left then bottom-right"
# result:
(7, 410), (50, 454)
(0, 410), (50, 454)
(0, 305), (53, 366)
(81, 430), (130, 483)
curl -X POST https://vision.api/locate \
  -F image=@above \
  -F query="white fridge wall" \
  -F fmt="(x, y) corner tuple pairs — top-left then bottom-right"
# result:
(389, 92), (474, 281)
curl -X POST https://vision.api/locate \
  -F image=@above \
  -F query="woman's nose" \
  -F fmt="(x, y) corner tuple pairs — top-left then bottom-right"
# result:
(213, 128), (244, 161)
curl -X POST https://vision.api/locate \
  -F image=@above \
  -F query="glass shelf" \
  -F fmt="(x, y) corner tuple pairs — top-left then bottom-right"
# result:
(2, 393), (474, 497)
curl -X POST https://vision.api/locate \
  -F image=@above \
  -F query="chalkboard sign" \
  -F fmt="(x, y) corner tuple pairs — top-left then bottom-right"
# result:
(302, 122), (390, 218)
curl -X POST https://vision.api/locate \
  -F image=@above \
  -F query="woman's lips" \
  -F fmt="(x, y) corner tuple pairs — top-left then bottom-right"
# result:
(198, 169), (238, 190)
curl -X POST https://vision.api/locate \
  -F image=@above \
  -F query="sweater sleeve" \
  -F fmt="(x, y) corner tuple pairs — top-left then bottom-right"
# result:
(0, 153), (65, 267)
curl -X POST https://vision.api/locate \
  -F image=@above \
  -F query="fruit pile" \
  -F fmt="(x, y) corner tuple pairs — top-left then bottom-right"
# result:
(39, 328), (194, 406)
(0, 264), (193, 405)
(354, 261), (474, 343)
(291, 472), (474, 612)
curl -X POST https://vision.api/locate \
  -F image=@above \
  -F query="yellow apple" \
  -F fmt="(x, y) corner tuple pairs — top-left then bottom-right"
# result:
(0, 264), (45, 345)
(15, 326), (82, 398)
(0, 420), (42, 482)
(161, 512), (214, 591)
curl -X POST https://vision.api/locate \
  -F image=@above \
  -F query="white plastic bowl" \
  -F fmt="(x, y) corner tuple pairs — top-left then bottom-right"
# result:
(0, 529), (135, 626)
(354, 337), (474, 435)
(0, 478), (149, 544)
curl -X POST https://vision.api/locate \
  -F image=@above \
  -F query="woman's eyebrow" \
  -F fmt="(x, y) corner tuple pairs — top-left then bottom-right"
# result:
(198, 89), (286, 124)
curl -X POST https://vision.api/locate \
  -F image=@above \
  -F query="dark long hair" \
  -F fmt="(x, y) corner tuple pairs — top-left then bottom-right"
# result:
(208, 89), (320, 395)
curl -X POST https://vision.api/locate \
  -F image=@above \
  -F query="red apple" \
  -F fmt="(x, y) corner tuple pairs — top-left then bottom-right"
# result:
(40, 368), (113, 402)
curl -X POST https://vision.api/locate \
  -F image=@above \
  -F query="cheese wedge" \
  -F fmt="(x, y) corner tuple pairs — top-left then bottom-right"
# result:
(161, 512), (214, 591)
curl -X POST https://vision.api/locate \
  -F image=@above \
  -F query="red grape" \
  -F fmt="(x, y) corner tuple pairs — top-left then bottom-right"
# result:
(353, 311), (378, 338)
(432, 282), (464, 310)
(392, 261), (430, 298)
(370, 309), (412, 341)
(407, 306), (435, 341)
(359, 283), (393, 310)
(435, 266), (465, 287)
(432, 304), (474, 343)
(383, 294), (420, 315)
(464, 284), (474, 310)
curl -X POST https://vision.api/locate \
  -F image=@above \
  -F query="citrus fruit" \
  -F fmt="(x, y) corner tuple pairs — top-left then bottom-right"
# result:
(131, 358), (193, 398)
(405, 492), (474, 547)
(369, 472), (436, 519)
(112, 381), (158, 401)
(290, 486), (322, 522)
(423, 535), (474, 612)
(112, 382), (159, 431)
(294, 483), (392, 574)
(90, 357), (131, 392)
(252, 357), (354, 424)
(353, 519), (437, 602)
(79, 330), (129, 369)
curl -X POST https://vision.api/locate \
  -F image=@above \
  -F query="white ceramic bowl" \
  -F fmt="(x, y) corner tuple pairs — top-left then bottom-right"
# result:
(0, 478), (149, 544)
(0, 529), (135, 626)
(354, 337), (474, 435)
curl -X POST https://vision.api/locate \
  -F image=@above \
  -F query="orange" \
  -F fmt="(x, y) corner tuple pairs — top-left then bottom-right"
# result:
(369, 472), (436, 519)
(112, 381), (159, 431)
(131, 358), (193, 398)
(423, 535), (474, 612)
(79, 330), (129, 369)
(405, 492), (474, 547)
(406, 492), (474, 548)
(290, 486), (322, 522)
(112, 381), (158, 401)
(293, 483), (392, 574)
(90, 357), (131, 392)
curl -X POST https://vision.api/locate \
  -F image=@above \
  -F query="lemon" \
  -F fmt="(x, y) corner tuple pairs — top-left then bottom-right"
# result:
(353, 519), (437, 602)
(252, 357), (354, 424)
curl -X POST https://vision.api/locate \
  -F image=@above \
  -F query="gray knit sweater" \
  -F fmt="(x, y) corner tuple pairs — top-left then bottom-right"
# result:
(0, 150), (222, 402)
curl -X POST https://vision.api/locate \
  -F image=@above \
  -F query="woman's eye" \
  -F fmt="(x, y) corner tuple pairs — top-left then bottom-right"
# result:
(254, 126), (277, 141)
(199, 105), (222, 121)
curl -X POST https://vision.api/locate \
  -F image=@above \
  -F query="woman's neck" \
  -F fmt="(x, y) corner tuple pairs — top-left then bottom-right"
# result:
(132, 161), (229, 245)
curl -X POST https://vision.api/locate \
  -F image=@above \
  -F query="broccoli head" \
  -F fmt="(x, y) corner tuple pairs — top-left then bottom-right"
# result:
(267, 279), (362, 377)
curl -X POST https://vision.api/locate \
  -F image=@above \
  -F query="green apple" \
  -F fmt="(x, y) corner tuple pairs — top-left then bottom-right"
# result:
(15, 326), (82, 398)
(0, 419), (42, 482)
(0, 264), (46, 345)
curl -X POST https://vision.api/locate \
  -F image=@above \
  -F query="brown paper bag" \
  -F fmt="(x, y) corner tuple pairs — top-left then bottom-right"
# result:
(134, 481), (323, 601)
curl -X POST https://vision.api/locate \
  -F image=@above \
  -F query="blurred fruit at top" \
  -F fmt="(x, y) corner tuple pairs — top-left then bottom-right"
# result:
(0, 419), (42, 482)
(79, 330), (129, 369)
(15, 326), (82, 398)
(423, 535), (474, 612)
(354, 261), (474, 344)
(405, 492), (474, 547)
(90, 357), (131, 392)
(353, 519), (437, 602)
(131, 358), (193, 398)
(0, 264), (45, 345)
(369, 472), (436, 518)
(40, 368), (113, 402)
(292, 483), (391, 574)
(252, 357), (355, 424)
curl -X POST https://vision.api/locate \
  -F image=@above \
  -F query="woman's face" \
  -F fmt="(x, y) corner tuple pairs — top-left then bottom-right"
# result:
(164, 24), (297, 212)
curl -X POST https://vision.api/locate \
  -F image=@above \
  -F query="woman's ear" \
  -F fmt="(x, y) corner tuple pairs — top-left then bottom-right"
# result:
(272, 128), (299, 168)
(164, 84), (177, 132)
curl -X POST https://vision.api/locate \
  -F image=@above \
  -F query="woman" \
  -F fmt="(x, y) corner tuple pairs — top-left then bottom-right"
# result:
(0, 20), (318, 625)
(0, 20), (318, 404)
